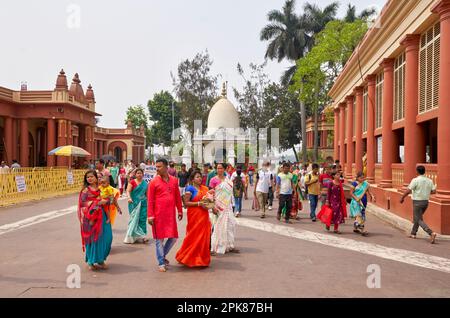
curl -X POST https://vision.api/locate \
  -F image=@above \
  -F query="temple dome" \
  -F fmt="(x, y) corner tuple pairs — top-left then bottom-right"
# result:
(207, 84), (240, 135)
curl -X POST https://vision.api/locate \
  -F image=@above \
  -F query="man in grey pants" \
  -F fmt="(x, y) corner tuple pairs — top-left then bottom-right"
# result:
(400, 165), (437, 243)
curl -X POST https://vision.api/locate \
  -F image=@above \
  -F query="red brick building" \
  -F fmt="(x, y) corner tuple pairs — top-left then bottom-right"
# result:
(329, 0), (450, 234)
(0, 69), (145, 167)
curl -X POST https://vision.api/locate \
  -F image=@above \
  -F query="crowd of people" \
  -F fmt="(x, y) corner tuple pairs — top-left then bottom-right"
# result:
(76, 156), (439, 273)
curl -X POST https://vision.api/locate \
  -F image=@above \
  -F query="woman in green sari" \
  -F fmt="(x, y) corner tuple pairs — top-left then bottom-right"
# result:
(349, 172), (374, 236)
(123, 168), (149, 244)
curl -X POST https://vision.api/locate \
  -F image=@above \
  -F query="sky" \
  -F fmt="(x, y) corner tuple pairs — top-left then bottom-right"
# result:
(1, 0), (385, 129)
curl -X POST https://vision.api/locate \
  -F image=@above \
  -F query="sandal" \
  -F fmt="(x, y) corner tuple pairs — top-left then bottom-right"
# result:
(164, 258), (170, 266)
(229, 248), (240, 253)
(333, 230), (342, 234)
(158, 265), (167, 272)
(408, 234), (416, 239)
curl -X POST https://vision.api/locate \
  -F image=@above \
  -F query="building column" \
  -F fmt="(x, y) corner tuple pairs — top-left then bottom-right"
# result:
(433, 0), (450, 198)
(379, 58), (395, 188)
(47, 118), (56, 167)
(57, 119), (67, 166)
(366, 75), (376, 183)
(333, 108), (339, 161)
(4, 117), (13, 164)
(400, 34), (425, 187)
(339, 103), (346, 167)
(345, 95), (354, 179)
(99, 140), (104, 158)
(12, 119), (18, 161)
(19, 119), (29, 167)
(354, 87), (364, 173)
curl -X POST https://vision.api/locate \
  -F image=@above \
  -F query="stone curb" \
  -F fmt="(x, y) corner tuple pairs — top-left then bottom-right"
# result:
(366, 203), (450, 241)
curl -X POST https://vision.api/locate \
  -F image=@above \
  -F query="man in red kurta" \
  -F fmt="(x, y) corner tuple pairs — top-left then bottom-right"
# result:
(147, 158), (183, 272)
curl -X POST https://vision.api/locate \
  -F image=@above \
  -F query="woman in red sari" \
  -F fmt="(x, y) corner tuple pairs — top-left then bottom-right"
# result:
(176, 170), (211, 267)
(78, 170), (113, 270)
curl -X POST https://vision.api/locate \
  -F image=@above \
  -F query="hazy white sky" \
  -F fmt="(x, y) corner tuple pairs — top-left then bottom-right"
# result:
(1, 0), (385, 128)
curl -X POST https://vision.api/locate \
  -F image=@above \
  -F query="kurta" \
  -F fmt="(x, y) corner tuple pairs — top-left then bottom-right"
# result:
(327, 182), (347, 225)
(147, 175), (183, 239)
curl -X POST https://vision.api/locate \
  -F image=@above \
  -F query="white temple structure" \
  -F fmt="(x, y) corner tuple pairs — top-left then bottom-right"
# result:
(192, 82), (249, 165)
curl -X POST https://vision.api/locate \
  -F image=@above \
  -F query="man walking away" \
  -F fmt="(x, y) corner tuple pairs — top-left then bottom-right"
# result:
(400, 165), (437, 244)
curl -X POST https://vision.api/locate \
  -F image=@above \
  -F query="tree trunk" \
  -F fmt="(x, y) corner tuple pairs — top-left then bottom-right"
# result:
(300, 84), (307, 163)
(292, 146), (299, 162)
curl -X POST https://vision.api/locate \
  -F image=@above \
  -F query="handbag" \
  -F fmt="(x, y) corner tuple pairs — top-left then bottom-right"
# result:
(317, 204), (333, 227)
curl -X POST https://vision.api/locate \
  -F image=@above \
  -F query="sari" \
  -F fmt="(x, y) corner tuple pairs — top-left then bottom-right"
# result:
(350, 181), (369, 228)
(176, 185), (211, 267)
(78, 186), (113, 266)
(123, 180), (148, 243)
(210, 177), (237, 254)
(290, 173), (302, 218)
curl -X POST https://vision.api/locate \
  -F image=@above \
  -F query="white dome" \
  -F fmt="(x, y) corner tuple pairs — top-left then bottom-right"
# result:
(207, 97), (240, 135)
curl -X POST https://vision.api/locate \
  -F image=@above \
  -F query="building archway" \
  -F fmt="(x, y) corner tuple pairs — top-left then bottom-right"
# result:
(107, 141), (127, 163)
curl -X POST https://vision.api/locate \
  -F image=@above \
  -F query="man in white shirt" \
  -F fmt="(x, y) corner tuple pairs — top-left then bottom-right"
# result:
(254, 161), (272, 219)
(400, 165), (437, 243)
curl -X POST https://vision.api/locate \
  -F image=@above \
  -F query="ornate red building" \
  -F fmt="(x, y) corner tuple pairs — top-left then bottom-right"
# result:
(0, 69), (145, 167)
(329, 0), (450, 234)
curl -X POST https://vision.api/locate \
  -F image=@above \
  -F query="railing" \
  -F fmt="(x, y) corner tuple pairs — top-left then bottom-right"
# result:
(0, 168), (87, 207)
(374, 164), (382, 184)
(417, 163), (438, 186)
(392, 163), (404, 188)
(0, 87), (14, 100)
(19, 91), (53, 102)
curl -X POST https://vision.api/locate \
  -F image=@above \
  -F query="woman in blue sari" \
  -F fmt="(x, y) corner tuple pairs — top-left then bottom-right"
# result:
(349, 171), (375, 236)
(78, 170), (113, 270)
(124, 168), (149, 244)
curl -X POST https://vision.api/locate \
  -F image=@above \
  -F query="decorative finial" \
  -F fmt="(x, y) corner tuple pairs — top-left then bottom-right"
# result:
(221, 81), (228, 98)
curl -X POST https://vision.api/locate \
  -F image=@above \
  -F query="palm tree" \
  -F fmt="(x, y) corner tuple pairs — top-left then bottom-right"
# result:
(302, 2), (339, 50)
(260, 0), (309, 85)
(343, 4), (377, 23)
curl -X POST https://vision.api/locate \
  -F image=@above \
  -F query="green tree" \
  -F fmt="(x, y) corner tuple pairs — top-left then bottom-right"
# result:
(124, 105), (151, 147)
(172, 51), (220, 136)
(291, 19), (368, 161)
(265, 83), (301, 161)
(260, 0), (309, 84)
(343, 3), (377, 23)
(147, 91), (180, 150)
(233, 62), (273, 133)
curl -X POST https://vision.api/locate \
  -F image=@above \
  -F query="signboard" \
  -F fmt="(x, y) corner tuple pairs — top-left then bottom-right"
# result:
(15, 175), (27, 193)
(67, 171), (74, 185)
(144, 165), (157, 183)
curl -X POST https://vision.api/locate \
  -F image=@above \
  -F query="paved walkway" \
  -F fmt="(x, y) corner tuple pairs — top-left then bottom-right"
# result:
(0, 184), (449, 297)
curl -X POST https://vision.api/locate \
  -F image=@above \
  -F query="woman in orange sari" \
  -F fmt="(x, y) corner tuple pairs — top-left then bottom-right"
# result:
(176, 170), (212, 267)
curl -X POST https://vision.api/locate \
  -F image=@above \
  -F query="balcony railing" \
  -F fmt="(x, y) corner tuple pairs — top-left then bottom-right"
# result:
(392, 163), (404, 188)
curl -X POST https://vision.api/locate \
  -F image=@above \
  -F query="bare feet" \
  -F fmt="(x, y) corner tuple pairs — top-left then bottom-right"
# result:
(97, 263), (108, 270)
(430, 232), (437, 244)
